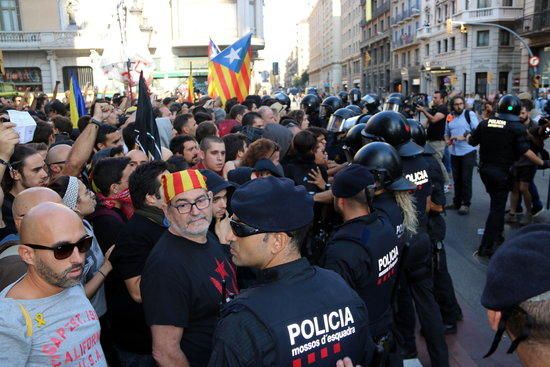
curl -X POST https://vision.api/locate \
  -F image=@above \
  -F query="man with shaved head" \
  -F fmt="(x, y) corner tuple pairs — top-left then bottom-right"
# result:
(0, 187), (62, 290)
(126, 149), (149, 169)
(45, 144), (71, 182)
(0, 203), (106, 366)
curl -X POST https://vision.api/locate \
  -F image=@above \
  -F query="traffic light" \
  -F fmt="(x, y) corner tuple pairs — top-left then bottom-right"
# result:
(446, 18), (453, 34)
(533, 75), (541, 88)
(460, 23), (467, 33)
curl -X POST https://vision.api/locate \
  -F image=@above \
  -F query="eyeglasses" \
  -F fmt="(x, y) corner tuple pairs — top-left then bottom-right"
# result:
(24, 235), (93, 260)
(229, 218), (294, 238)
(170, 195), (211, 214)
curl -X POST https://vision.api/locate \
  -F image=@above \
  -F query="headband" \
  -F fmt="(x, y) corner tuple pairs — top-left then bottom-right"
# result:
(62, 176), (80, 210)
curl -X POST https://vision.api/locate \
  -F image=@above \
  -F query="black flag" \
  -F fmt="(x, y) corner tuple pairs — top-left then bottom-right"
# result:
(134, 71), (162, 160)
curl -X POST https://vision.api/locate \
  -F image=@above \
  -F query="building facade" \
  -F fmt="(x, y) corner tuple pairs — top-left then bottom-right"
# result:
(417, 0), (523, 96)
(0, 0), (265, 94)
(360, 0), (392, 95)
(308, 0), (342, 94)
(341, 0), (362, 89)
(390, 0), (421, 95)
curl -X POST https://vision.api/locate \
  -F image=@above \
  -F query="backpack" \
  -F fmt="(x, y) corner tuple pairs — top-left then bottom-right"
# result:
(464, 110), (474, 127)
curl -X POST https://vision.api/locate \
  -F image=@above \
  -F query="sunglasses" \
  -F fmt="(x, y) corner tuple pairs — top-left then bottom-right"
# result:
(24, 236), (93, 260)
(229, 218), (293, 238)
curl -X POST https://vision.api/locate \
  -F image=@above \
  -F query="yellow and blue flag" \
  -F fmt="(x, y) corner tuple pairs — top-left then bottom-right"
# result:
(69, 74), (87, 128)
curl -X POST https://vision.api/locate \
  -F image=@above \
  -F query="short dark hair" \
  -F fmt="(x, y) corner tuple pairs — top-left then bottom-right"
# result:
(306, 126), (328, 140)
(95, 124), (119, 149)
(521, 99), (534, 112)
(52, 116), (73, 136)
(223, 133), (247, 161)
(129, 160), (168, 209)
(1, 144), (39, 192)
(77, 115), (91, 132)
(280, 118), (298, 127)
(173, 113), (193, 134)
(242, 99), (256, 111)
(434, 90), (447, 99)
(225, 98), (239, 114)
(450, 96), (465, 108)
(288, 224), (311, 253)
(242, 112), (262, 127)
(91, 157), (130, 196)
(292, 130), (316, 156)
(162, 97), (173, 106)
(169, 135), (197, 155)
(45, 100), (67, 116)
(192, 106), (209, 116)
(32, 121), (54, 145)
(194, 112), (212, 124)
(229, 104), (248, 120)
(122, 122), (138, 150)
(200, 135), (224, 152)
(165, 155), (189, 173)
(196, 121), (218, 144)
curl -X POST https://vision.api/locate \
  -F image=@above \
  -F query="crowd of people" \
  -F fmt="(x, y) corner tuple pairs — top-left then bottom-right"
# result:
(0, 85), (548, 367)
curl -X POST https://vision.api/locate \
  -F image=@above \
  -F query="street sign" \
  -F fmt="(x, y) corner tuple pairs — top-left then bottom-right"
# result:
(529, 56), (540, 67)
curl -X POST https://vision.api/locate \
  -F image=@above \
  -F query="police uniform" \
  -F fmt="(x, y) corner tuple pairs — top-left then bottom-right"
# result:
(208, 177), (375, 367)
(395, 154), (450, 367)
(468, 113), (531, 256)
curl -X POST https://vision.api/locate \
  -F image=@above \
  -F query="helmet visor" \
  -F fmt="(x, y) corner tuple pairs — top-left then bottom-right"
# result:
(320, 105), (330, 119)
(327, 115), (344, 132)
(382, 102), (402, 112)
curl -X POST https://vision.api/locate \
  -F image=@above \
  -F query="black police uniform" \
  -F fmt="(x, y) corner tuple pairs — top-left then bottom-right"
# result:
(208, 258), (375, 367)
(394, 155), (450, 367)
(469, 116), (531, 255)
(321, 214), (399, 340)
(373, 191), (406, 249)
(423, 150), (463, 327)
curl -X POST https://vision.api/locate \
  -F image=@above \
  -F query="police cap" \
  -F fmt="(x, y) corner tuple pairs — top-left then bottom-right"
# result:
(231, 176), (314, 232)
(331, 164), (375, 198)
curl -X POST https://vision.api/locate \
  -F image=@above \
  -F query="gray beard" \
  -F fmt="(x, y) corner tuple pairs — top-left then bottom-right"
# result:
(35, 256), (82, 288)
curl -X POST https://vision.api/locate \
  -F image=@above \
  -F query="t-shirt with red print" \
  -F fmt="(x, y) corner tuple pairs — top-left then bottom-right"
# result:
(141, 230), (238, 367)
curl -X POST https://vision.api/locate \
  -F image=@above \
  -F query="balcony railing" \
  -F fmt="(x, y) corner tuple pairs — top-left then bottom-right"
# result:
(520, 9), (550, 34)
(372, 1), (391, 18)
(451, 4), (524, 23)
(0, 31), (105, 50)
(392, 34), (418, 49)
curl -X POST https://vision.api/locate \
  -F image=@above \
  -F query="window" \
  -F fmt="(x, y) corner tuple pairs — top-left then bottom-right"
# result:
(62, 67), (94, 92)
(475, 72), (488, 96)
(415, 49), (420, 65)
(477, 30), (489, 46)
(0, 0), (20, 31)
(463, 73), (467, 93)
(444, 39), (448, 52)
(425, 43), (430, 56)
(374, 24), (377, 34)
(499, 30), (510, 46)
(451, 1), (456, 13)
(437, 7), (441, 21)
(407, 51), (411, 66)
(451, 37), (456, 50)
(499, 72), (509, 93)
(444, 4), (448, 17)
(381, 20), (384, 31)
(4, 68), (42, 91)
(502, 0), (512, 5)
(343, 65), (348, 77)
(465, 0), (470, 9)
(380, 45), (384, 61)
(464, 33), (468, 48)
(394, 54), (399, 68)
(373, 48), (378, 63)
(478, 0), (491, 8)
(437, 40), (441, 53)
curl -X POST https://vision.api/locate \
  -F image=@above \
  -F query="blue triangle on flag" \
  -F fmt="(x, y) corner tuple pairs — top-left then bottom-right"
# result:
(212, 33), (252, 73)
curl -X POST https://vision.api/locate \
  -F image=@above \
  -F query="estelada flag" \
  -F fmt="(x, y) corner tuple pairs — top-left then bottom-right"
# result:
(187, 62), (194, 104)
(134, 71), (162, 160)
(69, 74), (87, 128)
(207, 38), (220, 97)
(211, 32), (252, 104)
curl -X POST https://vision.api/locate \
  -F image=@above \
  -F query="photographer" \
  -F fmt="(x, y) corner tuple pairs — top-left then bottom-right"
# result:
(417, 91), (450, 186)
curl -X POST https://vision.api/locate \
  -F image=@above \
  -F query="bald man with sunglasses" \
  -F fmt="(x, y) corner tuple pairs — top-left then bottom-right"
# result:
(0, 202), (106, 367)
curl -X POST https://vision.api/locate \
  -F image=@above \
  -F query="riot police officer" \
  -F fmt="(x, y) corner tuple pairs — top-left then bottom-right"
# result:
(274, 92), (291, 114)
(468, 94), (550, 257)
(301, 94), (323, 127)
(362, 111), (450, 367)
(209, 177), (375, 367)
(320, 164), (400, 365)
(407, 119), (463, 333)
(339, 90), (350, 105)
(361, 94), (381, 115)
(320, 96), (344, 124)
(348, 88), (362, 106)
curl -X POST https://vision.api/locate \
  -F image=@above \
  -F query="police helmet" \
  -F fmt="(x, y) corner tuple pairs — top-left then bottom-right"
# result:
(327, 108), (355, 132)
(361, 111), (424, 157)
(346, 105), (362, 116)
(348, 88), (362, 105)
(338, 91), (349, 105)
(274, 92), (291, 109)
(353, 142), (417, 191)
(405, 119), (434, 154)
(261, 95), (272, 105)
(388, 93), (405, 101)
(300, 94), (320, 115)
(343, 122), (367, 160)
(320, 96), (344, 119)
(306, 87), (318, 95)
(361, 94), (381, 114)
(382, 96), (404, 112)
(496, 94), (521, 122)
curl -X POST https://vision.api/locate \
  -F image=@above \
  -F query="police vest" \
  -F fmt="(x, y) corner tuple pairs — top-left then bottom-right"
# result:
(477, 118), (523, 167)
(373, 193), (406, 248)
(329, 216), (399, 338)
(402, 156), (431, 228)
(222, 266), (370, 367)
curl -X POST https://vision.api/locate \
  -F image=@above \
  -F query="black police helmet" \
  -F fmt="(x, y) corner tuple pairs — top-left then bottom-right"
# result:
(320, 96), (344, 119)
(353, 142), (416, 191)
(388, 93), (405, 101)
(300, 94), (320, 115)
(361, 94), (381, 113)
(261, 95), (272, 105)
(496, 94), (521, 122)
(327, 108), (355, 132)
(306, 87), (318, 95)
(348, 88), (362, 105)
(274, 92), (291, 108)
(343, 122), (367, 158)
(406, 119), (434, 155)
(361, 111), (424, 157)
(338, 91), (349, 105)
(346, 105), (362, 116)
(382, 96), (404, 112)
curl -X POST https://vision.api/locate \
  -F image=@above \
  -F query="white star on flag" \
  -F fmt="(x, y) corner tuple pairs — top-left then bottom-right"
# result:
(224, 47), (241, 64)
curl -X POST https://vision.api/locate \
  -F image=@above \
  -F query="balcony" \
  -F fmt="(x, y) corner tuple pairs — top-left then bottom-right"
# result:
(361, 31), (390, 49)
(451, 3), (524, 24)
(519, 9), (550, 35)
(372, 1), (391, 18)
(392, 34), (419, 50)
(0, 31), (105, 51)
(416, 26), (432, 39)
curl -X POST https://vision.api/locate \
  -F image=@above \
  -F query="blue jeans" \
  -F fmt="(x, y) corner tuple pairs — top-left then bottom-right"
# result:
(114, 347), (156, 367)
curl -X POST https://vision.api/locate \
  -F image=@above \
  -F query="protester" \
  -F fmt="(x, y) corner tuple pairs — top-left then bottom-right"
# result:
(195, 121), (219, 143)
(221, 133), (248, 178)
(45, 143), (71, 182)
(192, 136), (226, 175)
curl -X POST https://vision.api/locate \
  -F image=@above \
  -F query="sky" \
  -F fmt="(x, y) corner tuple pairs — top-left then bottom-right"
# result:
(256, 0), (314, 79)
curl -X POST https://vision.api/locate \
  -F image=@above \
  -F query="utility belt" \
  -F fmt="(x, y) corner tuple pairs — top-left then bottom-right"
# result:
(371, 332), (396, 367)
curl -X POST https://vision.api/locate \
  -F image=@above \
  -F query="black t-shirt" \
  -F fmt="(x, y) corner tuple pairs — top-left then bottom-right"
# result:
(0, 192), (15, 241)
(108, 212), (166, 354)
(141, 231), (239, 367)
(426, 104), (449, 141)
